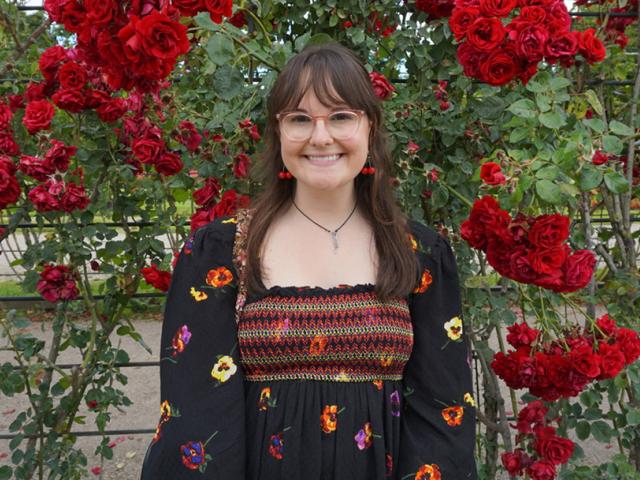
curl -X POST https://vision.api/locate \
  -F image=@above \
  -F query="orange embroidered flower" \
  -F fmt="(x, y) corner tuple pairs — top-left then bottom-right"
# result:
(189, 287), (208, 301)
(380, 355), (393, 368)
(259, 387), (271, 411)
(441, 405), (464, 426)
(413, 269), (433, 294)
(372, 379), (383, 390)
(206, 266), (233, 288)
(320, 405), (338, 433)
(160, 400), (171, 418)
(415, 463), (441, 480)
(408, 233), (418, 252)
(309, 335), (328, 355)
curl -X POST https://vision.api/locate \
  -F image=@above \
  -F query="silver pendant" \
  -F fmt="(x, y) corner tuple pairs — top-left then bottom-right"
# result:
(331, 231), (338, 253)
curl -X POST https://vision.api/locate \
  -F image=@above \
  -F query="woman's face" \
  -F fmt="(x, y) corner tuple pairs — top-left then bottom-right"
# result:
(278, 86), (371, 194)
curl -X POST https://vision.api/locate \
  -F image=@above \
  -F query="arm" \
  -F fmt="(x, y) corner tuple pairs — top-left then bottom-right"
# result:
(397, 224), (477, 479)
(141, 218), (245, 479)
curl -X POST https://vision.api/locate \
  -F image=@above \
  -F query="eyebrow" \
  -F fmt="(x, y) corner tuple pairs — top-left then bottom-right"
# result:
(291, 104), (351, 112)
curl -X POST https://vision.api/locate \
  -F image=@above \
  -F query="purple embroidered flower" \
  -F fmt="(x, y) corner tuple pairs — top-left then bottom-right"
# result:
(354, 422), (373, 450)
(390, 390), (401, 417)
(171, 325), (192, 357)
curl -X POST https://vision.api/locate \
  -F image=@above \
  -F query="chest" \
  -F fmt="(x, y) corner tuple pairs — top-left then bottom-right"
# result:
(260, 218), (378, 289)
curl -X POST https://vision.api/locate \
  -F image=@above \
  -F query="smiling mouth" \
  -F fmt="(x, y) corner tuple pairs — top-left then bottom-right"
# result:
(304, 154), (343, 163)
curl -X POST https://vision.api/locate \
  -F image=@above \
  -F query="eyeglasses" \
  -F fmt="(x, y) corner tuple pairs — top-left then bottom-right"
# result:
(276, 109), (365, 141)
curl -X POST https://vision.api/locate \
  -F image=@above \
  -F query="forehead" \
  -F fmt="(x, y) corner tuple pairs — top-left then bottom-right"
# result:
(284, 68), (351, 111)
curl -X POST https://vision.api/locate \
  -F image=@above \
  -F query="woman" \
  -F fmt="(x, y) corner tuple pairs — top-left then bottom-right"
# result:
(141, 42), (476, 480)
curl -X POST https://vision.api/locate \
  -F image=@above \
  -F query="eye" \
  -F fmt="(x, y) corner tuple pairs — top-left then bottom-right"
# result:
(287, 114), (311, 124)
(329, 111), (357, 122)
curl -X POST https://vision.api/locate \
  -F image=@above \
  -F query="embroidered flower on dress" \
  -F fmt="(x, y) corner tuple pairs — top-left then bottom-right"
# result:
(380, 355), (393, 367)
(274, 316), (290, 342)
(464, 392), (476, 407)
(189, 287), (208, 301)
(385, 453), (393, 477)
(211, 355), (237, 383)
(320, 405), (339, 433)
(309, 335), (328, 355)
(390, 390), (401, 417)
(258, 387), (274, 411)
(444, 316), (463, 341)
(152, 400), (178, 443)
(415, 463), (441, 480)
(180, 440), (206, 470)
(413, 269), (433, 293)
(334, 371), (351, 382)
(268, 433), (284, 460)
(170, 325), (192, 357)
(182, 235), (194, 255)
(372, 379), (383, 390)
(221, 217), (237, 224)
(206, 266), (234, 288)
(408, 233), (418, 252)
(441, 405), (464, 426)
(354, 422), (373, 450)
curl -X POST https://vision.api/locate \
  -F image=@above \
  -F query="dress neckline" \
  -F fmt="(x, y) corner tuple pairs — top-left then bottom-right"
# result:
(247, 281), (377, 303)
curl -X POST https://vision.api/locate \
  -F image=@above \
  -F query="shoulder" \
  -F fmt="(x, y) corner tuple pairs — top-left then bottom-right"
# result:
(195, 209), (248, 244)
(407, 218), (441, 251)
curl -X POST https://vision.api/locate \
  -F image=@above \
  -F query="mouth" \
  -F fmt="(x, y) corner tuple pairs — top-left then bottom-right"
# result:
(304, 153), (343, 165)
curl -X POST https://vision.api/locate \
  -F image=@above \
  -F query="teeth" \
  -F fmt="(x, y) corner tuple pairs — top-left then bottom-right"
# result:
(307, 154), (341, 162)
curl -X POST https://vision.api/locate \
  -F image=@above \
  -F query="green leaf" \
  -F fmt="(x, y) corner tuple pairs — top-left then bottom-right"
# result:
(626, 409), (640, 425)
(212, 65), (244, 101)
(584, 118), (605, 133)
(205, 35), (235, 66)
(584, 89), (604, 116)
(603, 135), (624, 154)
(538, 111), (566, 129)
(579, 165), (603, 191)
(609, 120), (634, 137)
(604, 171), (630, 193)
(590, 420), (613, 442)
(535, 165), (561, 181)
(536, 94), (551, 112)
(0, 466), (12, 480)
(576, 420), (590, 440)
(508, 99), (537, 118)
(305, 33), (335, 47)
(536, 179), (562, 204)
(509, 127), (531, 144)
(549, 77), (572, 90)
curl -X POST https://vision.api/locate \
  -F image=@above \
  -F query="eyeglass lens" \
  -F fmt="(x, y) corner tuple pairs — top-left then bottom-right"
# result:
(281, 111), (360, 140)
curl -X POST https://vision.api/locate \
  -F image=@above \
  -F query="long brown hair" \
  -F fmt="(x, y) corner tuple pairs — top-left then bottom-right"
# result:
(244, 42), (420, 303)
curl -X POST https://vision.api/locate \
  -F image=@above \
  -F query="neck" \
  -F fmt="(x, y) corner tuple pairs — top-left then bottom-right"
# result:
(287, 182), (359, 228)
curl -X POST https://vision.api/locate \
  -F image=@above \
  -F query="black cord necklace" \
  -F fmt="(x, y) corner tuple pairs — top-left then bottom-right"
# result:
(291, 198), (358, 253)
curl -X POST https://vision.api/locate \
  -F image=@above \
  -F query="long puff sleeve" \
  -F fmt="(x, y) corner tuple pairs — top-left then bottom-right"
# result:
(397, 222), (477, 480)
(141, 217), (245, 479)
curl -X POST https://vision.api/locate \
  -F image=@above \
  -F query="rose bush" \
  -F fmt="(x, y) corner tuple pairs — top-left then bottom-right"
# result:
(0, 0), (638, 478)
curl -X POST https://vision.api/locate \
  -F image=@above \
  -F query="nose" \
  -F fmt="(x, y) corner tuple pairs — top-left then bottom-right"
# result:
(308, 118), (334, 146)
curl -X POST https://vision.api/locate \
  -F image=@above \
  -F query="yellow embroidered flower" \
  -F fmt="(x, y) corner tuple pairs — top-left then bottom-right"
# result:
(189, 287), (208, 301)
(412, 269), (433, 294)
(206, 266), (234, 288)
(221, 217), (237, 224)
(444, 316), (463, 341)
(464, 392), (476, 407)
(441, 405), (464, 427)
(160, 400), (171, 417)
(258, 387), (271, 411)
(408, 233), (418, 252)
(415, 463), (441, 480)
(211, 355), (237, 383)
(334, 371), (350, 382)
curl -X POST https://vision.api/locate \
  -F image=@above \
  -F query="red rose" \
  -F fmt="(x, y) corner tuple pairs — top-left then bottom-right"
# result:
(467, 17), (506, 52)
(38, 45), (68, 81)
(0, 131), (20, 156)
(44, 0), (73, 22)
(8, 94), (24, 112)
(28, 180), (66, 212)
(562, 249), (596, 292)
(535, 268), (565, 294)
(595, 314), (617, 336)
(19, 155), (54, 181)
(0, 168), (21, 209)
(514, 25), (548, 63)
(545, 1), (572, 34)
(369, 71), (395, 100)
(597, 342), (626, 379)
(517, 400), (548, 434)
(22, 100), (55, 135)
(456, 42), (486, 78)
(545, 31), (579, 62)
(203, 0), (232, 24)
(84, 88), (111, 109)
(190, 207), (215, 232)
(212, 188), (250, 218)
(44, 139), (76, 171)
(507, 322), (540, 349)
(508, 245), (539, 282)
(591, 150), (609, 165)
(141, 263), (172, 292)
(616, 328), (640, 364)
(516, 6), (546, 24)
(534, 428), (574, 465)
(177, 120), (203, 152)
(449, 7), (480, 41)
(0, 103), (13, 131)
(154, 151), (184, 176)
(461, 195), (512, 250)
(501, 450), (527, 477)
(228, 10), (246, 27)
(528, 244), (569, 275)
(132, 136), (165, 164)
(84, 0), (118, 26)
(479, 0), (516, 18)
(57, 61), (87, 90)
(579, 28), (606, 64)
(52, 88), (86, 113)
(569, 344), (601, 378)
(480, 161), (506, 185)
(528, 214), (570, 248)
(233, 152), (251, 178)
(193, 177), (221, 208)
(60, 182), (90, 212)
(61, 0), (87, 34)
(172, 0), (203, 17)
(136, 9), (191, 60)
(36, 263), (79, 302)
(415, 0), (455, 19)
(96, 98), (128, 123)
(480, 50), (518, 86)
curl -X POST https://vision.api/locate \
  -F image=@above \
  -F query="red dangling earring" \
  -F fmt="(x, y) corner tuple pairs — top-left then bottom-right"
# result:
(360, 155), (375, 175)
(278, 164), (293, 180)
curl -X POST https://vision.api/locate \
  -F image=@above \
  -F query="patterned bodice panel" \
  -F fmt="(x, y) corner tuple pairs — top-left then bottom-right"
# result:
(238, 289), (413, 382)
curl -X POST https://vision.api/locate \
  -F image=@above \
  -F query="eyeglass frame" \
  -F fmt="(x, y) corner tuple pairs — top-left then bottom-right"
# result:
(275, 108), (367, 142)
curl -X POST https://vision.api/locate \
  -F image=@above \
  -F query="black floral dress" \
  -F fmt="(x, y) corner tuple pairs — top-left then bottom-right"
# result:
(140, 210), (477, 480)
